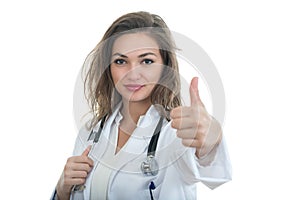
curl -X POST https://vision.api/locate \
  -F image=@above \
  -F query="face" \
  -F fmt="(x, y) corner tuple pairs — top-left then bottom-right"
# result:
(110, 33), (164, 103)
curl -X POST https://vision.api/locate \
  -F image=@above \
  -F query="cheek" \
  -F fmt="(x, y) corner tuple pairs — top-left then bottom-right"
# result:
(147, 66), (163, 82)
(110, 68), (123, 85)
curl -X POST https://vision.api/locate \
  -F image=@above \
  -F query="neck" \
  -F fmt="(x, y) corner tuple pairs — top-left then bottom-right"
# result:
(121, 99), (151, 125)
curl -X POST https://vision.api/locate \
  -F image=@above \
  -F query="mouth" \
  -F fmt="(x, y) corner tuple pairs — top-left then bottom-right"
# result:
(124, 84), (144, 91)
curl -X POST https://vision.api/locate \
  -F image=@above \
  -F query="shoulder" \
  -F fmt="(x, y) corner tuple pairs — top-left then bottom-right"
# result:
(158, 119), (181, 148)
(72, 124), (94, 155)
(77, 124), (93, 142)
(161, 119), (177, 138)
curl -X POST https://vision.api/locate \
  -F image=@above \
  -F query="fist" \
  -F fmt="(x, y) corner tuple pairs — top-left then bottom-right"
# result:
(57, 146), (94, 197)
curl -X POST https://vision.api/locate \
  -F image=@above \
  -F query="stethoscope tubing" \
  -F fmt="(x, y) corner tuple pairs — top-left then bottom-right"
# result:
(72, 114), (163, 197)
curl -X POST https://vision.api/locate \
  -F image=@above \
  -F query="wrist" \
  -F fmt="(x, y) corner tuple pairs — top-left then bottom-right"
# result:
(56, 187), (71, 200)
(196, 117), (222, 163)
(56, 175), (72, 200)
(196, 140), (220, 166)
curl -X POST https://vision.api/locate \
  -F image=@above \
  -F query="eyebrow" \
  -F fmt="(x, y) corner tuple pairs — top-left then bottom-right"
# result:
(112, 52), (158, 58)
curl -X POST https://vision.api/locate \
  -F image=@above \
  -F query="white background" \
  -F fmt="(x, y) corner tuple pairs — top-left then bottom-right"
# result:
(1, 0), (299, 199)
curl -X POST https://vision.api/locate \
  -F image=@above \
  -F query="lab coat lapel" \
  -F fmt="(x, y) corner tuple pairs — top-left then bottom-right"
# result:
(88, 103), (122, 163)
(106, 132), (151, 194)
(114, 105), (160, 167)
(83, 104), (123, 199)
(108, 106), (161, 187)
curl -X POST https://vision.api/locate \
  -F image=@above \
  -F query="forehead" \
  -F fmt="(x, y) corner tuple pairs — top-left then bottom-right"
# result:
(112, 33), (160, 55)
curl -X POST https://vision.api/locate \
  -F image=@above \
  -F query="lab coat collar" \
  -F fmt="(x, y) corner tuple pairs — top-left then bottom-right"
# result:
(92, 103), (160, 133)
(91, 103), (162, 157)
(115, 104), (161, 138)
(118, 105), (162, 157)
(91, 102), (123, 138)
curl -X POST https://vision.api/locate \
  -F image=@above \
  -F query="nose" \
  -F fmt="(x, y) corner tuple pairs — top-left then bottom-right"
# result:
(126, 63), (142, 80)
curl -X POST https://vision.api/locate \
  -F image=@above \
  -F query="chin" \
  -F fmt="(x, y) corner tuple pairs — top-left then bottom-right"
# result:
(119, 88), (153, 103)
(123, 94), (151, 103)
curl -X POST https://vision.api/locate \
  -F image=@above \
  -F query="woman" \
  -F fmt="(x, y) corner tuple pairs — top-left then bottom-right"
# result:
(53, 11), (231, 200)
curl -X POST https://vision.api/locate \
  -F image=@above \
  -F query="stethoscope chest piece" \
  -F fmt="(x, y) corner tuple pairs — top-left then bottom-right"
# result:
(141, 155), (159, 176)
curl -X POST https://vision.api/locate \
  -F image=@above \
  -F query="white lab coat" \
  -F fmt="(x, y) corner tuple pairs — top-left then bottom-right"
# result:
(53, 104), (231, 200)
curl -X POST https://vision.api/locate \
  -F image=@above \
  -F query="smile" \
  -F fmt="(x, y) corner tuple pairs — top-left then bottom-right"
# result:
(124, 84), (144, 91)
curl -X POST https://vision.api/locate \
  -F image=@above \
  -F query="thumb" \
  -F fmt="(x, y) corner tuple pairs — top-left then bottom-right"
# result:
(189, 77), (203, 106)
(81, 145), (92, 157)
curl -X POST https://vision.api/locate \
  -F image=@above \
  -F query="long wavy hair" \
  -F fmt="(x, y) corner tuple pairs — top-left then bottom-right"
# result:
(82, 11), (182, 129)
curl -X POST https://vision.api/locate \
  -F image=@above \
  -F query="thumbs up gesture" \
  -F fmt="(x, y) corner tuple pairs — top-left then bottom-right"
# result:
(170, 77), (222, 160)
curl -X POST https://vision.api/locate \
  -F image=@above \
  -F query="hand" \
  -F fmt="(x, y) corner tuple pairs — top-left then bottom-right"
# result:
(56, 146), (94, 199)
(170, 77), (222, 159)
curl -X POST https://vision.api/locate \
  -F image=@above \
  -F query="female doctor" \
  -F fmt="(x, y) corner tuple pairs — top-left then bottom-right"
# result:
(53, 11), (231, 200)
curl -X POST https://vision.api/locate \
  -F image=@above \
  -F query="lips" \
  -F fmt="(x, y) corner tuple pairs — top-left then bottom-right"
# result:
(124, 84), (144, 91)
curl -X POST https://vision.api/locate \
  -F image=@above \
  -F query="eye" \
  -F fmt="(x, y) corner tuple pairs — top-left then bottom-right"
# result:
(142, 59), (154, 65)
(114, 59), (126, 65)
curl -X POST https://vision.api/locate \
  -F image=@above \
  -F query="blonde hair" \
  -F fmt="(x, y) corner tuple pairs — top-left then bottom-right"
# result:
(82, 11), (181, 129)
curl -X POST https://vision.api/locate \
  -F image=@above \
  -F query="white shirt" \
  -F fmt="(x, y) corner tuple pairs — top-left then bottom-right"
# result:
(68, 104), (232, 200)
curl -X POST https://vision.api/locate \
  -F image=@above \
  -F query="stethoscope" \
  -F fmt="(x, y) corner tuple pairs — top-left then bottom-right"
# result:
(72, 114), (164, 199)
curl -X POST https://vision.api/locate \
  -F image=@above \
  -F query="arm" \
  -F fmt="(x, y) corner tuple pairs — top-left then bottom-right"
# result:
(173, 135), (232, 189)
(195, 117), (222, 166)
(170, 77), (231, 188)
